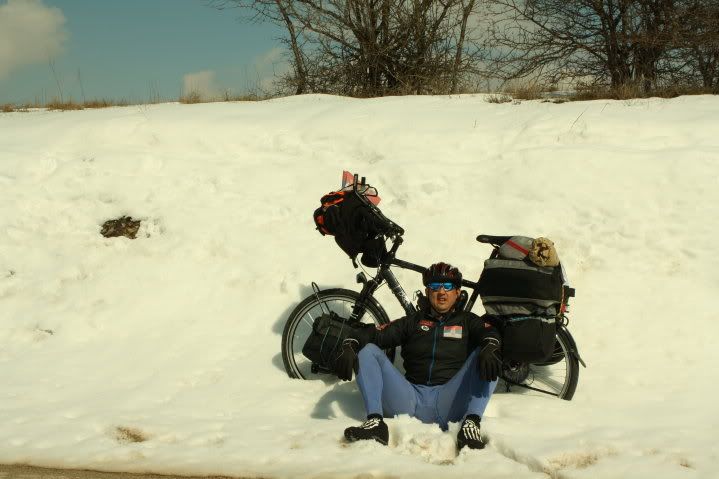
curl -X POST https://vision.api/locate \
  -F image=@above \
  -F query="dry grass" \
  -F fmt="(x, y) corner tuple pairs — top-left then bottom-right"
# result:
(480, 81), (555, 102)
(113, 426), (148, 444)
(506, 83), (545, 100)
(570, 83), (642, 101)
(1, 102), (37, 112)
(2, 103), (34, 112)
(179, 90), (203, 104)
(180, 90), (266, 103)
(101, 216), (142, 239)
(223, 91), (263, 102)
(45, 98), (135, 110)
(480, 80), (716, 104)
(0, 464), (250, 479)
(485, 93), (513, 104)
(569, 83), (716, 101)
(83, 98), (130, 108)
(6, 83), (711, 114)
(45, 99), (84, 111)
(2, 93), (267, 112)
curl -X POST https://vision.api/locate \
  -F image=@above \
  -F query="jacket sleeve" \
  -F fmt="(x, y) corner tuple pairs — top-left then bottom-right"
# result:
(468, 313), (501, 350)
(350, 316), (412, 350)
(374, 315), (414, 349)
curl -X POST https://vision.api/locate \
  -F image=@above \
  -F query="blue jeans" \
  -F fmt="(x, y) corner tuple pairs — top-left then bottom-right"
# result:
(355, 344), (498, 430)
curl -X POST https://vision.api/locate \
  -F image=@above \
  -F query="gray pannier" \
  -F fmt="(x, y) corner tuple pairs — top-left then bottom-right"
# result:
(477, 236), (568, 362)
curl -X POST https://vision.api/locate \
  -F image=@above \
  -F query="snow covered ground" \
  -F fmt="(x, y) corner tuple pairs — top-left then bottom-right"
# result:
(1, 94), (717, 478)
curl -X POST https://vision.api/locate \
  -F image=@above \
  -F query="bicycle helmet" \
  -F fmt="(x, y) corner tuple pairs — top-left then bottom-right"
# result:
(423, 262), (462, 287)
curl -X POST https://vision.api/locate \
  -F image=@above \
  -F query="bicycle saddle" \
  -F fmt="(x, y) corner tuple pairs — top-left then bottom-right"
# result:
(476, 234), (513, 245)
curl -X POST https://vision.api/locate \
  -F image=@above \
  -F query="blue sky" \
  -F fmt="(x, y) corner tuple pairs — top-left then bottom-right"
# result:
(0, 0), (286, 104)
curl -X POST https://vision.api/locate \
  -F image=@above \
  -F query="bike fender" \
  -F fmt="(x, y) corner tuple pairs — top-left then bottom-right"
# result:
(559, 324), (587, 368)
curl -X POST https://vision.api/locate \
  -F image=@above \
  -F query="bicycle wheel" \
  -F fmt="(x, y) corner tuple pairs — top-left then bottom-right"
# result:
(500, 327), (579, 400)
(281, 288), (394, 379)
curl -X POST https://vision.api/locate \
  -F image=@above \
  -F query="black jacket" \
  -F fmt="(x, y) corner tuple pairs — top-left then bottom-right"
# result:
(358, 308), (500, 386)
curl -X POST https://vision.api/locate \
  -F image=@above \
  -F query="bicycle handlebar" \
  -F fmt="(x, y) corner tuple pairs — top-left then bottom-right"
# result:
(352, 174), (404, 238)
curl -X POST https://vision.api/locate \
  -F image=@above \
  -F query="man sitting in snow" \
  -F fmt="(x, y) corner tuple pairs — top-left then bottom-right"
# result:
(335, 262), (502, 450)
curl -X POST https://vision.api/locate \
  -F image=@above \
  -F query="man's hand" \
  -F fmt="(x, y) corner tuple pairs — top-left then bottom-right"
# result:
(334, 338), (360, 381)
(477, 337), (502, 381)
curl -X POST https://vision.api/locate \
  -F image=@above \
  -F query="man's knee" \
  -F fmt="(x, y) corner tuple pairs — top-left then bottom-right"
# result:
(358, 343), (383, 360)
(456, 348), (480, 373)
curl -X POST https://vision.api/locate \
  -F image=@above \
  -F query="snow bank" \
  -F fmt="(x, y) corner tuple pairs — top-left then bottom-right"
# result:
(1, 94), (717, 478)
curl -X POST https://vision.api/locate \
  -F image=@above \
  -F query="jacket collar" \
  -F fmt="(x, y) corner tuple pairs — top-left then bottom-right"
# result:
(425, 305), (457, 322)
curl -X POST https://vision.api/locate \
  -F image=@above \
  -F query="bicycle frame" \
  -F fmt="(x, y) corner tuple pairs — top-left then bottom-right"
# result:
(348, 235), (483, 323)
(343, 174), (501, 321)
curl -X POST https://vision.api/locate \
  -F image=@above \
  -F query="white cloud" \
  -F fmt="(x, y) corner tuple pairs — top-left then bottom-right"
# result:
(0, 0), (67, 79)
(252, 47), (291, 92)
(182, 70), (220, 99)
(254, 47), (285, 72)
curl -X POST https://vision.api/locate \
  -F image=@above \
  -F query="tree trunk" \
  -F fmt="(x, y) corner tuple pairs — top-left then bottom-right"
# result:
(276, 0), (307, 94)
(451, 0), (474, 93)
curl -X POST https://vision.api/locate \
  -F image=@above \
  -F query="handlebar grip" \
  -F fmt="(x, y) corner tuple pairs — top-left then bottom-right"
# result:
(366, 199), (403, 237)
(350, 180), (404, 237)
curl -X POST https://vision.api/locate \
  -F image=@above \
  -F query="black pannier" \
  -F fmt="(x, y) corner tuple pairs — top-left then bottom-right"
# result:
(315, 191), (387, 267)
(313, 176), (398, 267)
(302, 312), (361, 371)
(497, 316), (557, 362)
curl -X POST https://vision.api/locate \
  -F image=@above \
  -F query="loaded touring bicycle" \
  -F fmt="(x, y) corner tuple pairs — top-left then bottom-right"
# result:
(282, 173), (585, 400)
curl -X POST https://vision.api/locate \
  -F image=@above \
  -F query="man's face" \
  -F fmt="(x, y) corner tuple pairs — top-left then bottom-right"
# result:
(426, 283), (460, 314)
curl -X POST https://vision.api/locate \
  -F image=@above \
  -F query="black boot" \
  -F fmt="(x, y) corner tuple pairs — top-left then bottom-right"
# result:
(344, 414), (389, 445)
(457, 414), (486, 450)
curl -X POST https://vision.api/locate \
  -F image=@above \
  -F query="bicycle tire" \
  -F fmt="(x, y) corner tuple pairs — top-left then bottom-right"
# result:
(501, 327), (580, 400)
(555, 327), (580, 400)
(281, 288), (395, 379)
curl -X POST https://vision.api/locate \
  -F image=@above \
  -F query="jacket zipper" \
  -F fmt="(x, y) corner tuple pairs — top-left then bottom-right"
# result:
(427, 321), (442, 385)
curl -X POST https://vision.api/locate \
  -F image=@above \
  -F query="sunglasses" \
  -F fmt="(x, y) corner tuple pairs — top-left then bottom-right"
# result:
(427, 282), (457, 291)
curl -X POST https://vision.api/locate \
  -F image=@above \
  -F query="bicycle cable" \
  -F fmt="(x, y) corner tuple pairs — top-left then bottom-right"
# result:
(502, 378), (561, 398)
(310, 281), (351, 366)
(311, 282), (331, 316)
(359, 261), (383, 283)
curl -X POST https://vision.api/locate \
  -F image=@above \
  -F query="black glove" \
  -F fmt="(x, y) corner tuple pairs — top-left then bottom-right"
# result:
(334, 338), (360, 381)
(477, 337), (502, 381)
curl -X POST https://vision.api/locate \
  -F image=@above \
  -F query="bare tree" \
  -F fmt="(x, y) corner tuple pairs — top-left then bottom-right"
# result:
(484, 0), (683, 92)
(631, 0), (678, 92)
(212, 0), (487, 96)
(672, 0), (719, 90)
(276, 1), (309, 94)
(452, 0), (478, 93)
